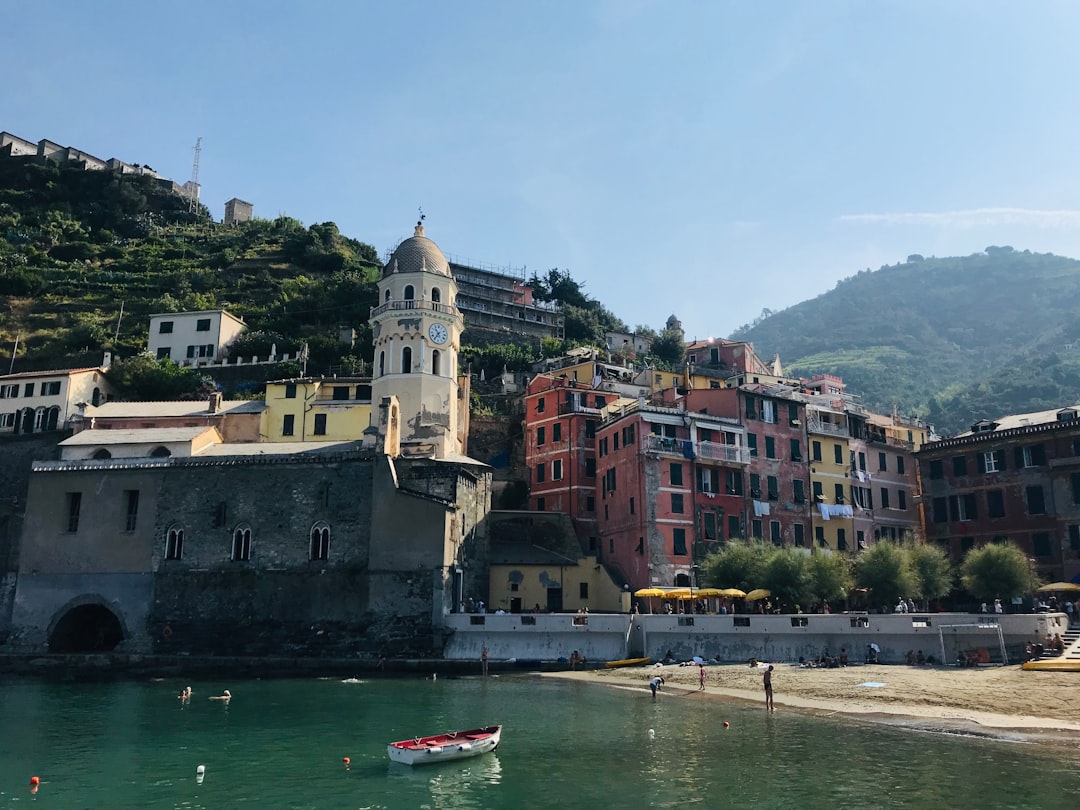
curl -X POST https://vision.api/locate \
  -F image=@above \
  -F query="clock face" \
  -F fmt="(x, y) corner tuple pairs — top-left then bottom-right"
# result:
(428, 323), (448, 345)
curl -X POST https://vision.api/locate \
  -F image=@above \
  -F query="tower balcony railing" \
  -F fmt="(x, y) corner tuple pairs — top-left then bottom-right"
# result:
(371, 299), (458, 318)
(642, 434), (750, 465)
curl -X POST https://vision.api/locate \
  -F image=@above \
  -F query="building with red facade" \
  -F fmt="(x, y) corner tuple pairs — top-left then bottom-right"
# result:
(917, 405), (1080, 584)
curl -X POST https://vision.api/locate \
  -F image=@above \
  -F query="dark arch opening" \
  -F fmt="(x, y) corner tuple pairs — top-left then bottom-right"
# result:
(48, 604), (124, 652)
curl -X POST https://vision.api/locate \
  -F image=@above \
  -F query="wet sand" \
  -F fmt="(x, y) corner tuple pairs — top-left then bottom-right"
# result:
(544, 662), (1080, 747)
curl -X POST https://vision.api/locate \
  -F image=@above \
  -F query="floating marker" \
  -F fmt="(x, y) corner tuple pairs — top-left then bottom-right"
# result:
(196, 765), (206, 775)
(29, 776), (40, 786)
(723, 721), (730, 728)
(648, 728), (655, 739)
(342, 757), (351, 768)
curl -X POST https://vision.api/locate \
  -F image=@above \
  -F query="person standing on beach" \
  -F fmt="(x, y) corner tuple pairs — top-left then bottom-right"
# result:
(763, 665), (774, 711)
(481, 644), (489, 676)
(698, 663), (707, 691)
(650, 675), (664, 699)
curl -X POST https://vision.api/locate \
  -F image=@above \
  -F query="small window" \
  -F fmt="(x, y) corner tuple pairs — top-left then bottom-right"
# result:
(1027, 485), (1046, 515)
(431, 287), (441, 303)
(402, 346), (413, 374)
(793, 523), (804, 547)
(765, 436), (776, 459)
(196, 318), (211, 331)
(537, 396), (546, 413)
(537, 426), (546, 446)
(812, 440), (822, 461)
(432, 350), (441, 376)
(66, 492), (82, 533)
(232, 525), (252, 561)
(23, 383), (34, 397)
(42, 381), (61, 396)
(896, 456), (905, 475)
(952, 456), (968, 476)
(553, 422), (562, 442)
(987, 489), (1005, 518)
(124, 490), (139, 532)
(552, 459), (563, 480)
(332, 386), (349, 400)
(314, 413), (327, 435)
(929, 459), (943, 479)
(150, 446), (171, 458)
(165, 526), (184, 560)
(579, 582), (589, 600)
(310, 522), (331, 561)
(1032, 532), (1051, 557)
(536, 463), (545, 484)
(878, 452), (887, 472)
(155, 347), (171, 360)
(159, 321), (174, 334)
(673, 528), (687, 556)
(671, 493), (684, 514)
(537, 497), (546, 511)
(403, 285), (415, 300)
(833, 444), (843, 464)
(670, 463), (683, 486)
(282, 414), (295, 436)
(285, 383), (297, 399)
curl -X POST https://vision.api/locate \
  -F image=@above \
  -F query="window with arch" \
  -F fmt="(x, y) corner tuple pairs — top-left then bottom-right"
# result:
(46, 406), (60, 430)
(378, 351), (385, 377)
(92, 448), (112, 460)
(384, 289), (391, 302)
(403, 284), (415, 301)
(232, 524), (251, 561)
(431, 287), (441, 303)
(432, 349), (441, 376)
(150, 446), (172, 458)
(165, 526), (184, 560)
(33, 407), (46, 432)
(310, 522), (331, 561)
(402, 346), (413, 374)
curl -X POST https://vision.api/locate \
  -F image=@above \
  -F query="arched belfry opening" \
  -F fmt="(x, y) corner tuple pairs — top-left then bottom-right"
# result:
(48, 603), (124, 652)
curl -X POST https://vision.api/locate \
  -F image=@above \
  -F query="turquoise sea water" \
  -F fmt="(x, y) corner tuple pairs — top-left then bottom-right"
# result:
(2, 672), (1079, 809)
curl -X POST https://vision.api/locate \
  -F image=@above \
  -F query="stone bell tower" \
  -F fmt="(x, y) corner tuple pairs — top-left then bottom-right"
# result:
(369, 221), (462, 458)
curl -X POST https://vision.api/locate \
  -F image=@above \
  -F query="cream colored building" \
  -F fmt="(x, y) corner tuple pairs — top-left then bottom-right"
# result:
(147, 310), (247, 366)
(0, 365), (113, 435)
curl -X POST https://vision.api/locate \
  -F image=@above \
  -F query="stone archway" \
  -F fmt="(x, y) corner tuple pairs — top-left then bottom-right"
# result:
(48, 602), (124, 653)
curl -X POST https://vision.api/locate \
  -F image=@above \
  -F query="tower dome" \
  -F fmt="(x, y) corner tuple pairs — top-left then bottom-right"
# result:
(383, 221), (451, 278)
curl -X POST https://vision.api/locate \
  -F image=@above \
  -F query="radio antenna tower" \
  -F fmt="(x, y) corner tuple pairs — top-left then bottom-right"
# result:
(187, 137), (202, 214)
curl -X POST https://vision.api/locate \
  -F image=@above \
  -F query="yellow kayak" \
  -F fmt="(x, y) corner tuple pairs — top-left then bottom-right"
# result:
(1021, 659), (1080, 671)
(605, 657), (651, 669)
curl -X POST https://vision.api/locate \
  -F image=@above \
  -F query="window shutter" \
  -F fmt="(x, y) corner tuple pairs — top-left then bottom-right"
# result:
(977, 453), (986, 473)
(996, 450), (1006, 471)
(1013, 447), (1024, 467)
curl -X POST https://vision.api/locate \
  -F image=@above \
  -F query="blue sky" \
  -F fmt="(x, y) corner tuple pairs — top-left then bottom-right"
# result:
(6, 1), (1080, 340)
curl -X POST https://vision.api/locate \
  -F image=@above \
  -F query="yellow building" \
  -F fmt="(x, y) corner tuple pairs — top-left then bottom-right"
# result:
(261, 377), (372, 442)
(807, 404), (854, 550)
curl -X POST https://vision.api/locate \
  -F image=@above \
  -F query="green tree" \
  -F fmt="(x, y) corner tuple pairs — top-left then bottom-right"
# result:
(960, 541), (1036, 603)
(649, 328), (686, 368)
(808, 551), (853, 606)
(908, 543), (953, 608)
(106, 353), (216, 400)
(761, 547), (813, 610)
(701, 540), (769, 592)
(854, 541), (916, 609)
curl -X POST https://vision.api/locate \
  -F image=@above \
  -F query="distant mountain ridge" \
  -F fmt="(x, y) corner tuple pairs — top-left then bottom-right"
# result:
(730, 249), (1080, 435)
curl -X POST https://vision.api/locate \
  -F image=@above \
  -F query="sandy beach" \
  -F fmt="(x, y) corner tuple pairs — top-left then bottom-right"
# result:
(545, 661), (1080, 747)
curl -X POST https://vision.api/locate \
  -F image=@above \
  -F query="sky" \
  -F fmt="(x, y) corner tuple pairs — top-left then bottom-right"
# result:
(5, 1), (1080, 340)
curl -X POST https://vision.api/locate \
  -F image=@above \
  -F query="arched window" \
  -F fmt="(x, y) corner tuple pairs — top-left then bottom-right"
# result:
(431, 287), (441, 303)
(432, 350), (441, 376)
(91, 448), (112, 460)
(46, 406), (60, 431)
(232, 524), (251, 561)
(310, 522), (331, 561)
(378, 351), (385, 377)
(165, 526), (184, 560)
(402, 346), (412, 374)
(403, 284), (415, 301)
(150, 446), (172, 458)
(33, 407), (46, 432)
(384, 289), (391, 302)
(91, 387), (101, 407)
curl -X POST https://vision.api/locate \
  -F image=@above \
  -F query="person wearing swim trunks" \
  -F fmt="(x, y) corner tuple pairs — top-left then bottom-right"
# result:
(763, 665), (774, 711)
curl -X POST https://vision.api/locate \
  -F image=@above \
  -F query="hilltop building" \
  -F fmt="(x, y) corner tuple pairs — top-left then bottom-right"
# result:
(448, 259), (564, 341)
(147, 309), (247, 366)
(224, 197), (253, 225)
(917, 405), (1080, 585)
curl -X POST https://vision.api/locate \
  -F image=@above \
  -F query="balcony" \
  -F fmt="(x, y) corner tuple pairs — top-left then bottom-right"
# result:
(642, 434), (749, 465)
(371, 299), (458, 318)
(807, 417), (848, 438)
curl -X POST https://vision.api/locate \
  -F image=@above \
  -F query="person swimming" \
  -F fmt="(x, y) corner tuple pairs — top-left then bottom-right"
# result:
(209, 689), (231, 701)
(177, 686), (192, 700)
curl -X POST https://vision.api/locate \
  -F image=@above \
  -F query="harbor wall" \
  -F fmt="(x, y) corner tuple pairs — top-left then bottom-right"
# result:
(442, 612), (1069, 666)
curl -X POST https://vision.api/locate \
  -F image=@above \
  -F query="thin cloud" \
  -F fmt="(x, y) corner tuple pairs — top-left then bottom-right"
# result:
(838, 208), (1080, 229)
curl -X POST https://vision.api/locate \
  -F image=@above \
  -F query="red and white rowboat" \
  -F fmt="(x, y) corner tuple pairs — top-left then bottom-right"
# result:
(387, 725), (502, 765)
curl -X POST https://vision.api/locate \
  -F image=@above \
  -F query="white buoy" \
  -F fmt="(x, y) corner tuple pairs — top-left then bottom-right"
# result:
(648, 729), (655, 739)
(196, 765), (205, 775)
(432, 673), (437, 681)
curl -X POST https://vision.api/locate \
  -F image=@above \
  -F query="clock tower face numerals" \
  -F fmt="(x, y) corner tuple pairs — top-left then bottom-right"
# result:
(428, 323), (448, 345)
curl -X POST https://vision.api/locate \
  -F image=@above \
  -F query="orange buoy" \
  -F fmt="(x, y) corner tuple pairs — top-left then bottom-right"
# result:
(30, 776), (40, 785)
(723, 721), (730, 728)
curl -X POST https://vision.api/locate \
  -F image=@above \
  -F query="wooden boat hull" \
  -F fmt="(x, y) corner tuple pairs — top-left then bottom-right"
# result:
(605, 657), (651, 669)
(1021, 659), (1080, 672)
(387, 725), (501, 766)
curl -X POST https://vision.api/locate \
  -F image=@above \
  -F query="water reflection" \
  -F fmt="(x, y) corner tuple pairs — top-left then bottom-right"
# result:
(388, 755), (502, 809)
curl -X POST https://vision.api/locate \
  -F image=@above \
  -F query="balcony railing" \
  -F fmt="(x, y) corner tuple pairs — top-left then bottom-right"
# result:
(807, 417), (848, 438)
(371, 299), (458, 318)
(641, 434), (749, 465)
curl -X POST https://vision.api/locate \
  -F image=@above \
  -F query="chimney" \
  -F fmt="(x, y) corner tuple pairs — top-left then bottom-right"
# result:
(208, 392), (223, 413)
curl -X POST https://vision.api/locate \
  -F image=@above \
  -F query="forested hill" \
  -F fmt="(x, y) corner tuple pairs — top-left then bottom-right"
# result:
(730, 249), (1080, 435)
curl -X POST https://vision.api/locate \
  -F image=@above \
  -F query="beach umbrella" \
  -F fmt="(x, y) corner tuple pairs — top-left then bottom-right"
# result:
(718, 588), (747, 598)
(664, 589), (692, 598)
(694, 588), (724, 598)
(634, 588), (666, 597)
(744, 588), (771, 601)
(1035, 582), (1080, 593)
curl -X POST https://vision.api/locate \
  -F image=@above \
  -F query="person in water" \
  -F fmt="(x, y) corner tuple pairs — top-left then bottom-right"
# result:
(650, 676), (665, 698)
(763, 665), (774, 711)
(209, 689), (231, 701)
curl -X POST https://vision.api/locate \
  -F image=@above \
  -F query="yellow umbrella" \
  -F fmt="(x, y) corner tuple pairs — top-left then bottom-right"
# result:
(744, 588), (771, 601)
(664, 589), (692, 598)
(1035, 582), (1080, 593)
(694, 588), (724, 598)
(718, 588), (746, 598)
(634, 587), (666, 597)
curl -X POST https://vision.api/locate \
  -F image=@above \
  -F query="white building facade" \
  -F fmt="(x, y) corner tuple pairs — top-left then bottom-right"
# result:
(147, 310), (247, 365)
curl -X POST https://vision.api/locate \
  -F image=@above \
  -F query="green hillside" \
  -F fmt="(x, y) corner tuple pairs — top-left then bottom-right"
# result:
(731, 249), (1080, 434)
(0, 155), (382, 375)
